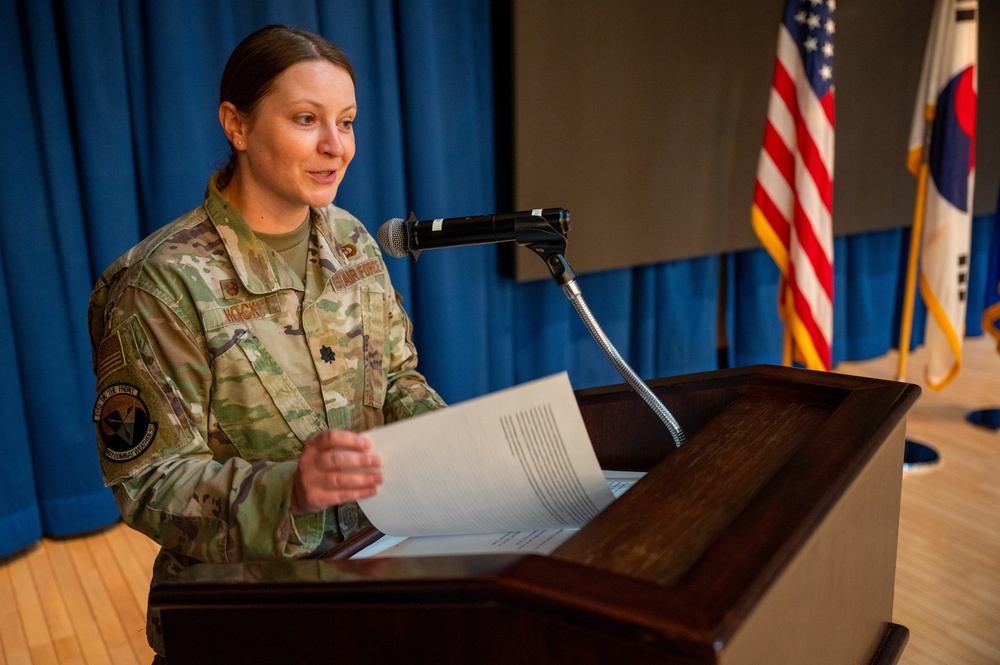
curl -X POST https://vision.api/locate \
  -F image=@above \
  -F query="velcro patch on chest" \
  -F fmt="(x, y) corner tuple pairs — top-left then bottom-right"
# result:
(203, 294), (282, 331)
(331, 258), (383, 292)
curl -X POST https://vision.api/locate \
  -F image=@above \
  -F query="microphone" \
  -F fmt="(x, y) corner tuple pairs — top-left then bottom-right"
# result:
(377, 208), (571, 259)
(376, 205), (684, 446)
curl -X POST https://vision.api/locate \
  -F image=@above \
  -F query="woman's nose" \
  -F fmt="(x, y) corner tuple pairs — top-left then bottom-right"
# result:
(318, 125), (344, 156)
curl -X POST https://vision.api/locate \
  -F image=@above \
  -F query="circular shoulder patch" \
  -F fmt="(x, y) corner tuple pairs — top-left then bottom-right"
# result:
(93, 384), (159, 462)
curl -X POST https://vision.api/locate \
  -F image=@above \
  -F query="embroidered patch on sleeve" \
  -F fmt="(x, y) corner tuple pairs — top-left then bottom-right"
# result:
(93, 384), (158, 462)
(95, 331), (127, 385)
(91, 316), (190, 485)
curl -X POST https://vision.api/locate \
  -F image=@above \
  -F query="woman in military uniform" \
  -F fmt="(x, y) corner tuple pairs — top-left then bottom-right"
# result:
(87, 25), (446, 660)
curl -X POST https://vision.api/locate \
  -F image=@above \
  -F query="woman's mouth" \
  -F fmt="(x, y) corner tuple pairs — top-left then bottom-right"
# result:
(310, 170), (338, 184)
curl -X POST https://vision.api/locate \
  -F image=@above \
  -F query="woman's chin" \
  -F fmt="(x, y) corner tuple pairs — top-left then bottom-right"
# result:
(308, 189), (339, 209)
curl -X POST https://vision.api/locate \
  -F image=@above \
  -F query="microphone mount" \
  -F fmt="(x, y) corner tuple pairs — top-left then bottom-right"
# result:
(527, 234), (577, 287)
(539, 247), (686, 448)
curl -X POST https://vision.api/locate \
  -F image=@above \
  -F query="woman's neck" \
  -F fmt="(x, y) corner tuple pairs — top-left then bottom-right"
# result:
(221, 173), (309, 234)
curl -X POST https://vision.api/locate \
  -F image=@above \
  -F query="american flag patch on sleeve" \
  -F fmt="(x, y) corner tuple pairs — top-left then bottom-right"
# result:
(96, 330), (127, 384)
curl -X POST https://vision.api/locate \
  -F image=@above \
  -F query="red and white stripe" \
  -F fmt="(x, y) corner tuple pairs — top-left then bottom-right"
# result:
(752, 22), (835, 370)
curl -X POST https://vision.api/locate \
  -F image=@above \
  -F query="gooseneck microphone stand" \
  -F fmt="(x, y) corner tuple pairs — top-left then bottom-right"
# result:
(527, 240), (686, 449)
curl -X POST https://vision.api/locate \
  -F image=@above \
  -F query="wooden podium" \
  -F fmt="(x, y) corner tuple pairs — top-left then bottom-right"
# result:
(150, 365), (919, 664)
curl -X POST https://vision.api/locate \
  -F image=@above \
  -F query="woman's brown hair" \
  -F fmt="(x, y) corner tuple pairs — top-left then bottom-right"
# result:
(218, 25), (355, 185)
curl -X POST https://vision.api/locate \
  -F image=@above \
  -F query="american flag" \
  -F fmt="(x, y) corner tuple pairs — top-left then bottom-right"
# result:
(752, 0), (835, 371)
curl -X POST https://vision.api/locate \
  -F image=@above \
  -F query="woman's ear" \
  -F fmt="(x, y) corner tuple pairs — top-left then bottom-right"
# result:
(219, 102), (247, 150)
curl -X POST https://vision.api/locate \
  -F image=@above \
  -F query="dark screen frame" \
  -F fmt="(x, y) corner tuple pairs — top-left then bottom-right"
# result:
(495, 0), (997, 282)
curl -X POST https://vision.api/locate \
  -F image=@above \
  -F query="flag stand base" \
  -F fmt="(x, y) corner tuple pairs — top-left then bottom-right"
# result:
(903, 440), (940, 472)
(966, 408), (1000, 432)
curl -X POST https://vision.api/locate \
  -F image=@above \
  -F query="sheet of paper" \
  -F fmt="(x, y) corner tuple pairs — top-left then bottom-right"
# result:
(357, 372), (614, 538)
(352, 473), (643, 559)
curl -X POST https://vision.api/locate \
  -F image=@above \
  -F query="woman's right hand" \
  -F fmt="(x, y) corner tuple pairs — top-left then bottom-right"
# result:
(291, 429), (382, 515)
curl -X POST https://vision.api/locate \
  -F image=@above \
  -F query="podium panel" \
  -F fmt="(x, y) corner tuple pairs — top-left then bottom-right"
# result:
(151, 365), (919, 664)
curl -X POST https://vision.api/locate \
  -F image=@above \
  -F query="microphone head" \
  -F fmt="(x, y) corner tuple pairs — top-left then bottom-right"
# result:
(377, 217), (408, 258)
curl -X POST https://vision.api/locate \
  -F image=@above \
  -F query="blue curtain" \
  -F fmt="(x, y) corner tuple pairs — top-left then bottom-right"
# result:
(1, 0), (995, 558)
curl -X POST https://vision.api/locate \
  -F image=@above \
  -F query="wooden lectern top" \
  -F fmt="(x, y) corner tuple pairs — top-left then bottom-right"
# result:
(151, 365), (919, 665)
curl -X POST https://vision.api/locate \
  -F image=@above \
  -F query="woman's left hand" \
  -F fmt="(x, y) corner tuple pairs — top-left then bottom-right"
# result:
(291, 429), (382, 515)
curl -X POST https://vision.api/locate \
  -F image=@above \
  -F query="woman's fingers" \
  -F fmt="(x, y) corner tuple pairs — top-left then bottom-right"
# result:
(308, 428), (373, 453)
(292, 429), (383, 515)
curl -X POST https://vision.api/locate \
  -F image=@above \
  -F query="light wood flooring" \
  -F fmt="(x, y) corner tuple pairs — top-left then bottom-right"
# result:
(1, 336), (998, 664)
(0, 517), (157, 664)
(838, 335), (1000, 665)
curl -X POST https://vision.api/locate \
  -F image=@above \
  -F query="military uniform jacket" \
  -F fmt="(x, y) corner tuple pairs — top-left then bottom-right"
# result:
(88, 176), (444, 651)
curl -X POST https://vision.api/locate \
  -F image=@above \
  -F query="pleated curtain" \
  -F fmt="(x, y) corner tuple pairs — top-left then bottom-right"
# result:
(0, 0), (994, 558)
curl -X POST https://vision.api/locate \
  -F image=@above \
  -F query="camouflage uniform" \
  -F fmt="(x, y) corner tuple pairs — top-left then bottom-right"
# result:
(88, 174), (445, 653)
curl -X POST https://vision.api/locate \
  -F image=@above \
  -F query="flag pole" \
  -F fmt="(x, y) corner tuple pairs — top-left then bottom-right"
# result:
(898, 161), (940, 472)
(896, 163), (929, 381)
(897, 108), (934, 382)
(782, 321), (793, 366)
(780, 280), (794, 366)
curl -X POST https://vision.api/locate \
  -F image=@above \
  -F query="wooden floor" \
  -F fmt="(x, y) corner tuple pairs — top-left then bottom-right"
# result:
(0, 337), (998, 664)
(0, 519), (158, 664)
(838, 335), (1000, 665)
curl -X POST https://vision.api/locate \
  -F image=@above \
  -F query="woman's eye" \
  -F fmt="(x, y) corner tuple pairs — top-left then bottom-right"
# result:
(340, 119), (354, 132)
(296, 114), (316, 125)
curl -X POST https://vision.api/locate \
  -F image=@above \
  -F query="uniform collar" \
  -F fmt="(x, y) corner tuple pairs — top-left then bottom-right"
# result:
(203, 172), (350, 296)
(204, 173), (299, 295)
